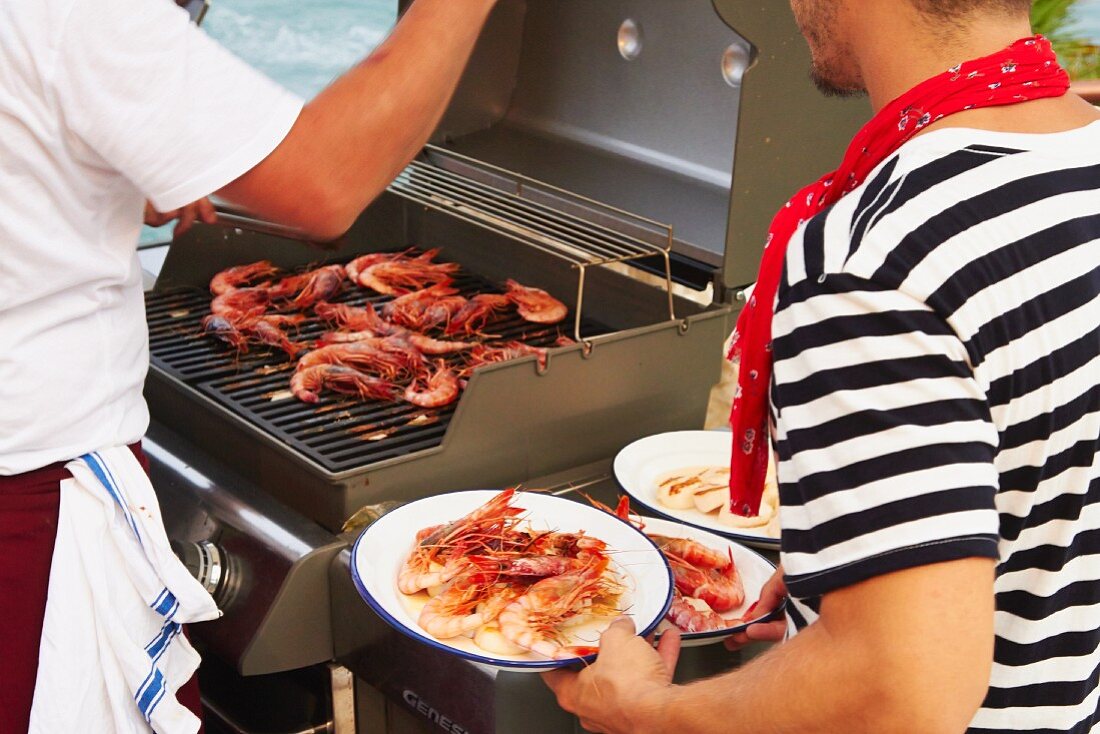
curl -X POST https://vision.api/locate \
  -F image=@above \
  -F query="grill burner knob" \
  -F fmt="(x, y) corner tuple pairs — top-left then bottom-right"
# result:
(172, 539), (228, 603)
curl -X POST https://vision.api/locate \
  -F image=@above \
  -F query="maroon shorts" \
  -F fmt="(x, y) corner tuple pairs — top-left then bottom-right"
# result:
(0, 444), (203, 733)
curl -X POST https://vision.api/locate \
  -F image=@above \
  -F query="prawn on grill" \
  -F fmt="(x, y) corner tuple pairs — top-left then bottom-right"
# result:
(289, 364), (399, 404)
(203, 312), (304, 359)
(350, 248), (459, 295)
(210, 287), (270, 320)
(316, 302), (477, 355)
(245, 315), (305, 359)
(444, 294), (511, 336)
(496, 559), (620, 660)
(460, 342), (547, 376)
(202, 314), (250, 352)
(267, 264), (346, 310)
(209, 260), (280, 296)
(295, 339), (423, 382)
(381, 283), (463, 332)
(504, 279), (567, 325)
(345, 251), (404, 283)
(404, 361), (460, 408)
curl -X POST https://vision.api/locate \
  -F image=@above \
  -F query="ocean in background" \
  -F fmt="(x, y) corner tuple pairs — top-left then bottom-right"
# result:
(141, 0), (1100, 244)
(203, 0), (397, 99)
(1069, 0), (1100, 39)
(140, 0), (395, 243)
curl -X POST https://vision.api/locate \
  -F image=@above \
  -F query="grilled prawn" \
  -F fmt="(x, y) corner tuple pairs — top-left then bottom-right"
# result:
(289, 364), (399, 404)
(267, 264), (346, 310)
(399, 489), (524, 594)
(355, 248), (460, 295)
(316, 302), (477, 355)
(504, 280), (567, 324)
(209, 260), (280, 296)
(444, 294), (511, 336)
(295, 339), (423, 381)
(665, 593), (731, 633)
(404, 361), (460, 408)
(496, 559), (619, 660)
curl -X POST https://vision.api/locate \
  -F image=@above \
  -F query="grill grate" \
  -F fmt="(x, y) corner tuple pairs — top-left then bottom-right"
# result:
(146, 252), (608, 474)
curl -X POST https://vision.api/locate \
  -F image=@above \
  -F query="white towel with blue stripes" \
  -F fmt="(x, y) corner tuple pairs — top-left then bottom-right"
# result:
(28, 447), (221, 734)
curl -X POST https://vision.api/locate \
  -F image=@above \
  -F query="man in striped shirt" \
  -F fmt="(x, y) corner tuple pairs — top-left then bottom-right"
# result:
(545, 1), (1100, 732)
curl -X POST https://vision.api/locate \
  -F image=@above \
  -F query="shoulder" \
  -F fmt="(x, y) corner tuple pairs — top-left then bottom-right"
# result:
(780, 135), (1029, 303)
(0, 0), (80, 69)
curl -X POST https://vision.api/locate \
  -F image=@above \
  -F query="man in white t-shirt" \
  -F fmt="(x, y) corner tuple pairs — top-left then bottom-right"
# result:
(0, 0), (497, 730)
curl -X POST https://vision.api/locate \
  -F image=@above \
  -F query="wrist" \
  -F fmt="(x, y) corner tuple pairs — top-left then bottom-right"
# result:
(628, 683), (679, 734)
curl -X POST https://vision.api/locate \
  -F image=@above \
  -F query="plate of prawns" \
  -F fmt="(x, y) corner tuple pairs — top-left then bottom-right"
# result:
(590, 497), (786, 646)
(350, 488), (673, 672)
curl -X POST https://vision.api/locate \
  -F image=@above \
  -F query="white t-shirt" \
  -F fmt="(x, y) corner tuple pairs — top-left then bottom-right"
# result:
(0, 0), (303, 474)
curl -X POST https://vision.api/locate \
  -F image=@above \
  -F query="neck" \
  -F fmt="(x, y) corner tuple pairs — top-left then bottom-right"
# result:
(849, 5), (1033, 112)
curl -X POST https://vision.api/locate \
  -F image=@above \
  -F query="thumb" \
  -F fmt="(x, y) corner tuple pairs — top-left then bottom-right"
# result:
(754, 569), (788, 614)
(600, 616), (638, 650)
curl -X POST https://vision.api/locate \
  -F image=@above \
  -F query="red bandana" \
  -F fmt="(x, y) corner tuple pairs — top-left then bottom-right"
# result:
(727, 35), (1070, 516)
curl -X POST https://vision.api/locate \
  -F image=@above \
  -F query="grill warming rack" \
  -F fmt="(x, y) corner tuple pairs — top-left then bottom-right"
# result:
(388, 145), (677, 344)
(208, 146), (679, 346)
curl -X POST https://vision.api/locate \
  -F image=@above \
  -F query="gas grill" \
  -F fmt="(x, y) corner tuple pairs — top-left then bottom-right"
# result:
(146, 1), (865, 731)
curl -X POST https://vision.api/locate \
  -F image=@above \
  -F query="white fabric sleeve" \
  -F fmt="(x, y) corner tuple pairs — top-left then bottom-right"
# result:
(51, 0), (304, 212)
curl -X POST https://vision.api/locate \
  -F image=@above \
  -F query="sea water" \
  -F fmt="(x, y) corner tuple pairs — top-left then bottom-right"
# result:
(203, 0), (397, 99)
(139, 0), (395, 244)
(1068, 0), (1100, 40)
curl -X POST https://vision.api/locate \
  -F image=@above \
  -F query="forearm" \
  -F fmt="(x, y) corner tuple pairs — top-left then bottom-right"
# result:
(220, 0), (496, 237)
(649, 624), (883, 734)
(645, 564), (992, 734)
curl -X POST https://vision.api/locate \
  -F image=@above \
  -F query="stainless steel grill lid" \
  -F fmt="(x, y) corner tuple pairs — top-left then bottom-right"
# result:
(414, 0), (867, 293)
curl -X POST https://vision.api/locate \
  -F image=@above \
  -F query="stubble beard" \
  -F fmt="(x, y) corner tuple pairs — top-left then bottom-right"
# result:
(794, 1), (867, 99)
(810, 65), (867, 98)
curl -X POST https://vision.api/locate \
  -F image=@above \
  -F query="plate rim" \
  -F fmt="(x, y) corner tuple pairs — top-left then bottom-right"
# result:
(349, 489), (674, 670)
(613, 430), (781, 549)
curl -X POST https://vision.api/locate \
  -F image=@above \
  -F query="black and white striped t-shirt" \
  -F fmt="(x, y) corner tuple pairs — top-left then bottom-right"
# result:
(773, 121), (1100, 733)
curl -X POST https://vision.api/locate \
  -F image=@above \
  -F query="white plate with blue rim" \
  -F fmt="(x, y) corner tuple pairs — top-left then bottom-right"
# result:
(350, 489), (673, 672)
(614, 430), (781, 551)
(640, 517), (785, 647)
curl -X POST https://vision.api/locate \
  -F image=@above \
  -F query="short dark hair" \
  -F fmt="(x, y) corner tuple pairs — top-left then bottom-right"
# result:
(912, 0), (1032, 18)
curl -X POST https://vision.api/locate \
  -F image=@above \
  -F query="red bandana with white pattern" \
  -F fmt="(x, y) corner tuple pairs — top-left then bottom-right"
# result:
(727, 35), (1070, 516)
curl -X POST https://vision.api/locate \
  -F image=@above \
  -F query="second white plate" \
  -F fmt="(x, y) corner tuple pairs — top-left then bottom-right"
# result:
(641, 518), (784, 646)
(614, 430), (781, 550)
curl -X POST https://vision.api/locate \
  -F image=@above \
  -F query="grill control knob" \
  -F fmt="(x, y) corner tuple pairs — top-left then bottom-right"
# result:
(172, 539), (228, 603)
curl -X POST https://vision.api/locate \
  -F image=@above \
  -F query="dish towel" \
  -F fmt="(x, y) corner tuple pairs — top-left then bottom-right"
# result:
(28, 447), (221, 734)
